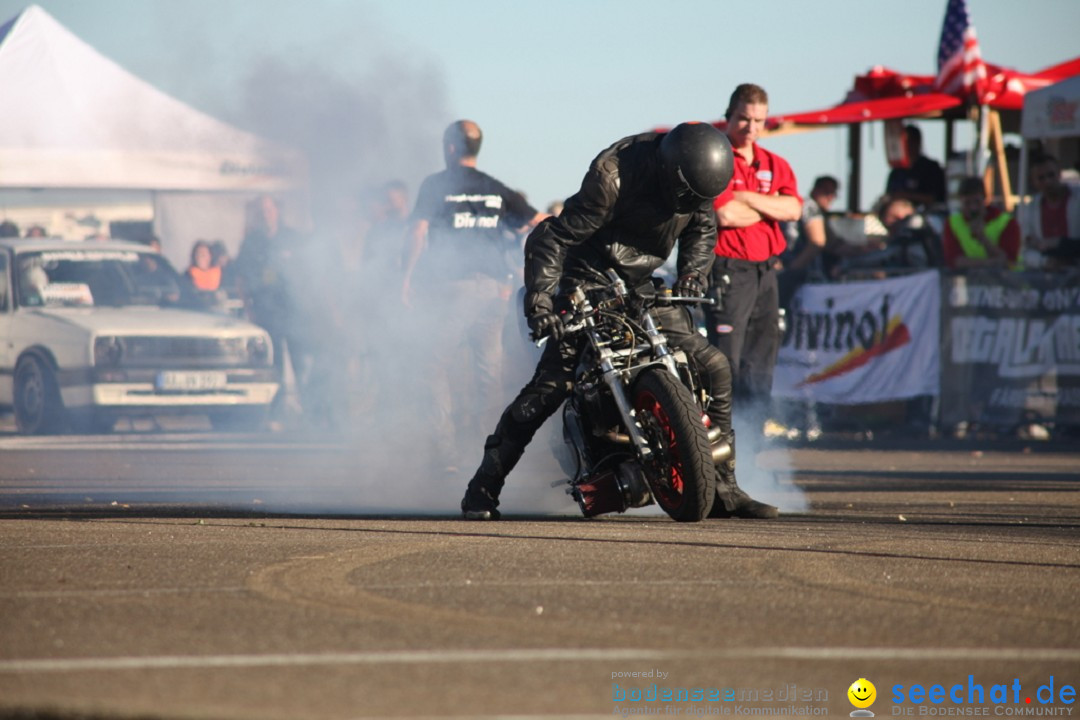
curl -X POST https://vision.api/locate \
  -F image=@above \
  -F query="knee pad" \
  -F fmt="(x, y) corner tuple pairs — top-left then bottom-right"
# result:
(509, 382), (563, 424)
(510, 392), (542, 424)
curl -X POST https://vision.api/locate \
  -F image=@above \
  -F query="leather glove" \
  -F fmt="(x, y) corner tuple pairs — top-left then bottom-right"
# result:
(525, 292), (564, 342)
(528, 310), (564, 342)
(673, 273), (706, 298)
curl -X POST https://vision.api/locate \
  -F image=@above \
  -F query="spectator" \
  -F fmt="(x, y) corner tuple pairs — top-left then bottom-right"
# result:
(778, 175), (838, 307)
(402, 120), (544, 475)
(885, 124), (946, 208)
(943, 176), (1021, 271)
(1019, 154), (1080, 270)
(706, 83), (802, 438)
(209, 240), (238, 296)
(365, 180), (410, 274)
(185, 240), (222, 291)
(841, 196), (943, 276)
(132, 241), (180, 305)
(234, 195), (313, 425)
(0, 220), (20, 238)
(25, 225), (47, 238)
(775, 175), (842, 442)
(341, 181), (413, 424)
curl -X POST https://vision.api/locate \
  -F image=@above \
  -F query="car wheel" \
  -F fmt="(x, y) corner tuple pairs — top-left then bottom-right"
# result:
(14, 356), (65, 435)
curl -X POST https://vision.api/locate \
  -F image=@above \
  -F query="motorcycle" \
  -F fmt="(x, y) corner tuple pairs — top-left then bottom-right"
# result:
(546, 269), (728, 523)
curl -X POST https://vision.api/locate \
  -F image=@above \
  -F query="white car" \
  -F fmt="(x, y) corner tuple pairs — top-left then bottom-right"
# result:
(0, 238), (279, 434)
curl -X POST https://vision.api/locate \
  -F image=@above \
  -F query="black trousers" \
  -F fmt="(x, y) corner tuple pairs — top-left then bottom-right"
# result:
(704, 257), (780, 408)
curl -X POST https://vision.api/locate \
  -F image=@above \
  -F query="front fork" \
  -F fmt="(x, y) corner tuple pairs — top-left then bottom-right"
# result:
(595, 343), (653, 462)
(590, 307), (689, 466)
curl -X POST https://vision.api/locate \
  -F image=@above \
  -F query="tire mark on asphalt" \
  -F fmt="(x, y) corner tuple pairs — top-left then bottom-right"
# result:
(761, 549), (1080, 625)
(229, 521), (1080, 570)
(244, 540), (604, 645)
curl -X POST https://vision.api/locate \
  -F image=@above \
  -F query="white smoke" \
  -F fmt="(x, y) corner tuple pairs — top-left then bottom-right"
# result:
(731, 402), (811, 514)
(133, 6), (805, 520)
(209, 49), (581, 517)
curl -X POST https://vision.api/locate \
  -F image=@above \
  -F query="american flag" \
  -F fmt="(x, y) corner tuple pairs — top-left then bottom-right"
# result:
(935, 0), (988, 102)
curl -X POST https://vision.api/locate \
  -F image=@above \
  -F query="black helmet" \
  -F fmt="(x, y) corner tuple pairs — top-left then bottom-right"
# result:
(658, 122), (734, 208)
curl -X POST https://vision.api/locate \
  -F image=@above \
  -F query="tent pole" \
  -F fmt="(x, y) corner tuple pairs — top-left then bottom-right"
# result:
(989, 110), (1014, 212)
(975, 104), (991, 177)
(1017, 141), (1029, 201)
(847, 123), (862, 213)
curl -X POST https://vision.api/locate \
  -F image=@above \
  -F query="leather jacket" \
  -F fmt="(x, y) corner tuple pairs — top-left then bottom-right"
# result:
(523, 132), (717, 314)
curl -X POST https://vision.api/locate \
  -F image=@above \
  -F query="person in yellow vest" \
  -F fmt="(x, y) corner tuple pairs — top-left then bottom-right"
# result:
(942, 176), (1020, 271)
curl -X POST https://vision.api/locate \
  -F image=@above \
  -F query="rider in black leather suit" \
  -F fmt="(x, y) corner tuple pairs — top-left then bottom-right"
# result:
(461, 123), (778, 521)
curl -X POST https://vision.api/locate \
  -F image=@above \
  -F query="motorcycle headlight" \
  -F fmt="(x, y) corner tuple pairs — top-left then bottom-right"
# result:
(247, 335), (271, 367)
(93, 336), (124, 367)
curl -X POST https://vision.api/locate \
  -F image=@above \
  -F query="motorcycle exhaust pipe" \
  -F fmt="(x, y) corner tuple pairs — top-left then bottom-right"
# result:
(603, 430), (632, 445)
(707, 426), (732, 464)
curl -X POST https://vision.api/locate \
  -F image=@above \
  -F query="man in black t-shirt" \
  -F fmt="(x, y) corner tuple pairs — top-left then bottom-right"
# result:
(403, 120), (544, 474)
(885, 125), (946, 208)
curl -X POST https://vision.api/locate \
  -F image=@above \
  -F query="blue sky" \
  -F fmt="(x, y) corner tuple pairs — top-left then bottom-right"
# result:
(2, 0), (1078, 214)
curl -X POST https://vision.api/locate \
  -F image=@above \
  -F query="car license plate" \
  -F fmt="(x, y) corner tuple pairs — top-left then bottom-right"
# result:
(156, 371), (227, 392)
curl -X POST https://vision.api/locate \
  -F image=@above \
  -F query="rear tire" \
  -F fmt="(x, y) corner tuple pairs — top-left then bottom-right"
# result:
(14, 355), (65, 435)
(632, 369), (715, 522)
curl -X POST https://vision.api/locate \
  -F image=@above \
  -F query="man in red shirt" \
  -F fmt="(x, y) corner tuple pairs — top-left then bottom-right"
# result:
(942, 176), (1020, 270)
(706, 83), (802, 428)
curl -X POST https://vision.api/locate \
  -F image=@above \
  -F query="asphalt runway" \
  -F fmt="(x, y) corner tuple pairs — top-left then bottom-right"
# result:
(0, 429), (1078, 720)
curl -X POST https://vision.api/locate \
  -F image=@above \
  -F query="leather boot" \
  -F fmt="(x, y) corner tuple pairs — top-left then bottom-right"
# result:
(460, 434), (523, 520)
(708, 432), (778, 519)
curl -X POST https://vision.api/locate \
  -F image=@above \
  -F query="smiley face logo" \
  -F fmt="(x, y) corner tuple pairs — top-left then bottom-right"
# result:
(848, 678), (877, 709)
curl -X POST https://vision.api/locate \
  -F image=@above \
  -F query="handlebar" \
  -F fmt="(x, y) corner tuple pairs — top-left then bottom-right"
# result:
(527, 276), (712, 345)
(532, 316), (587, 347)
(665, 295), (717, 307)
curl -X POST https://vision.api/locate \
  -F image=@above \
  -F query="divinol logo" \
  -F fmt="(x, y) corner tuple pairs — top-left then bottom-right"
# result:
(849, 678), (878, 717)
(790, 295), (911, 388)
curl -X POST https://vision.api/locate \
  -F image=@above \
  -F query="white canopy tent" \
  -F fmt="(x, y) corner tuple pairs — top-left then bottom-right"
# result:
(0, 5), (307, 266)
(1017, 74), (1080, 198)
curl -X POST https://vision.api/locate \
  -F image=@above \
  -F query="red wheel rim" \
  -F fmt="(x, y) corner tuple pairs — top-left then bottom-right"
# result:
(634, 389), (685, 509)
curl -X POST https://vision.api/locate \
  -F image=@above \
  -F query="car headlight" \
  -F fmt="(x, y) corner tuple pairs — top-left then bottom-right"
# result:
(247, 335), (271, 367)
(93, 336), (124, 367)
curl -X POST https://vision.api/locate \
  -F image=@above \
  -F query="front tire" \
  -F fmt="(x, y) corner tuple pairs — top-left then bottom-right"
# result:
(14, 355), (65, 435)
(632, 369), (715, 522)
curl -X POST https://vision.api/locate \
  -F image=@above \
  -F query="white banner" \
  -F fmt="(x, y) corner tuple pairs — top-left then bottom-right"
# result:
(774, 271), (940, 403)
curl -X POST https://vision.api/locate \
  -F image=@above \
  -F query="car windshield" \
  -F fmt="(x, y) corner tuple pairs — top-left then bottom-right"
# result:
(15, 248), (191, 309)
